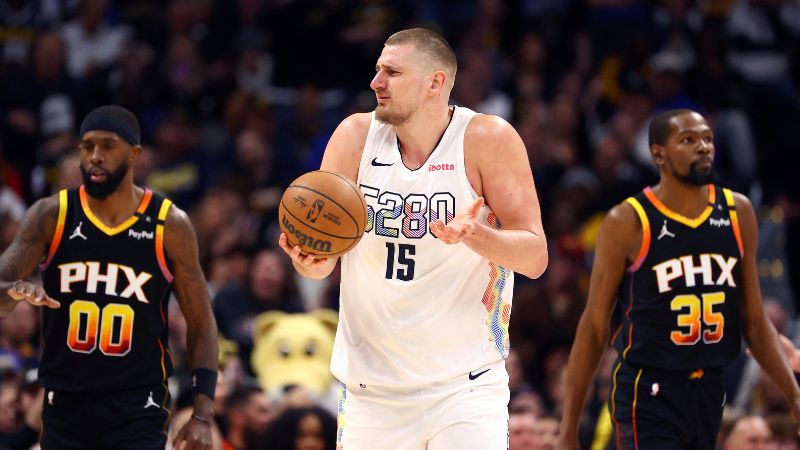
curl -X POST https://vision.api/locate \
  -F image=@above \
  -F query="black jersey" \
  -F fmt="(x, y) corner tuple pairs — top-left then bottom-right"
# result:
(612, 185), (743, 370)
(39, 186), (175, 392)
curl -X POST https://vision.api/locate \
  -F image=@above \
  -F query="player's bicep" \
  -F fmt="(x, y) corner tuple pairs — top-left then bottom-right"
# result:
(471, 117), (543, 235)
(0, 197), (58, 282)
(732, 194), (763, 319)
(583, 204), (640, 328)
(163, 208), (214, 325)
(320, 113), (371, 184)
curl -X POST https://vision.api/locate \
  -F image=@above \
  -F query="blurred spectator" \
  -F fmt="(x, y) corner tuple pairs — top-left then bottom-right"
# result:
(0, 302), (38, 371)
(720, 415), (774, 450)
(509, 410), (538, 450)
(765, 413), (800, 450)
(265, 406), (337, 450)
(532, 414), (559, 450)
(223, 384), (274, 450)
(59, 0), (131, 79)
(214, 248), (304, 372)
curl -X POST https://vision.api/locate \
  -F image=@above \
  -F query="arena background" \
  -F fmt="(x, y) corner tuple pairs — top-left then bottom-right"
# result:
(0, 0), (798, 448)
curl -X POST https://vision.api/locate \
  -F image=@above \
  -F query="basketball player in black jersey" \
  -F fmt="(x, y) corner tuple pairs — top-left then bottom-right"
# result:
(0, 105), (218, 450)
(557, 109), (800, 450)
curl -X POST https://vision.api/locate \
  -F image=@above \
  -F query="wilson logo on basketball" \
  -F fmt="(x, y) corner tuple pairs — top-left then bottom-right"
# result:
(281, 215), (333, 253)
(428, 163), (455, 172)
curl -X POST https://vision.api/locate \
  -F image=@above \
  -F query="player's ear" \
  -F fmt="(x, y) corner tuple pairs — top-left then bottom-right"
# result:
(130, 144), (142, 162)
(651, 144), (665, 166)
(431, 70), (447, 92)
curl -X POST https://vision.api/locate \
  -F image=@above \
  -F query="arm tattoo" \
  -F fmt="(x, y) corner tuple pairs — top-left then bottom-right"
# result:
(0, 197), (58, 282)
(164, 207), (218, 370)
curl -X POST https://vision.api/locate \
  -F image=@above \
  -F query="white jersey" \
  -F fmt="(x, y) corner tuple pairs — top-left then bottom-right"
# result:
(332, 106), (515, 387)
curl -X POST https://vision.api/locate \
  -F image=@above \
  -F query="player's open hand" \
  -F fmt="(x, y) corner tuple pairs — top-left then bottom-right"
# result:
(278, 233), (329, 267)
(172, 416), (212, 450)
(430, 197), (484, 244)
(6, 281), (60, 309)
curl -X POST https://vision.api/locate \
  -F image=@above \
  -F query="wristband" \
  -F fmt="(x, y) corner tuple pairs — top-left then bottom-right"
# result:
(191, 368), (217, 400)
(191, 413), (211, 425)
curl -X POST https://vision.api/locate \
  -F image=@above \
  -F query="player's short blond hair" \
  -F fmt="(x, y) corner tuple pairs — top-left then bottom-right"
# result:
(385, 28), (457, 91)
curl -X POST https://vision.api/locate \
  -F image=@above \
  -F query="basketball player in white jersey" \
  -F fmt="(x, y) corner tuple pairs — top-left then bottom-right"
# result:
(279, 28), (548, 450)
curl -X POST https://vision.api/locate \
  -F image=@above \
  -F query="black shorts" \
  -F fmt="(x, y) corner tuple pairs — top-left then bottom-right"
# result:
(41, 384), (170, 450)
(608, 360), (725, 450)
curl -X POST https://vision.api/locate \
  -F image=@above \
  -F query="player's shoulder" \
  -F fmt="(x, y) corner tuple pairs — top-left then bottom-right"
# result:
(723, 188), (754, 214)
(465, 114), (517, 142)
(605, 199), (642, 231)
(335, 112), (372, 140)
(26, 191), (62, 221)
(163, 201), (191, 231)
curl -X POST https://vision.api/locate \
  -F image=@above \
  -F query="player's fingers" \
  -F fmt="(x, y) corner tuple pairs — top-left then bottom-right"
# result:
(469, 197), (485, 216)
(43, 297), (61, 309)
(277, 233), (291, 252)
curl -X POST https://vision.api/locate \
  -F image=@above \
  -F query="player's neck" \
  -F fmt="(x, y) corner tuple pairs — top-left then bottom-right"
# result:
(395, 104), (453, 168)
(652, 178), (711, 218)
(84, 179), (145, 227)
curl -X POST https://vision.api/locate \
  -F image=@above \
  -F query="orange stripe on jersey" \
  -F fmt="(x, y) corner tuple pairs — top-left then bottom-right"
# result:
(632, 368), (643, 449)
(156, 199), (174, 282)
(137, 189), (153, 214)
(625, 197), (650, 272)
(723, 188), (744, 257)
(611, 362), (622, 450)
(623, 277), (636, 359)
(41, 189), (68, 269)
(79, 186), (153, 235)
(158, 340), (167, 381)
(643, 185), (716, 229)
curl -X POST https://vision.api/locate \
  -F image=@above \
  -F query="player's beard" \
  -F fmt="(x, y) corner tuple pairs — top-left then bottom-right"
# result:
(80, 162), (129, 199)
(375, 102), (416, 126)
(674, 160), (718, 186)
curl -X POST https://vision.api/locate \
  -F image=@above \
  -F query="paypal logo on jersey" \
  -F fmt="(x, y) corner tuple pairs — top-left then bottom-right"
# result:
(128, 229), (154, 240)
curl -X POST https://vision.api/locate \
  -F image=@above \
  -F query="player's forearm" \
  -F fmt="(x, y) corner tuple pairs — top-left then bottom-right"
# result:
(186, 322), (219, 418)
(745, 315), (800, 400)
(559, 320), (609, 438)
(462, 224), (547, 278)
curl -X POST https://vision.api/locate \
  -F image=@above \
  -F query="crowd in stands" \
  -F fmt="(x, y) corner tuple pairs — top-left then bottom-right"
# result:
(1, 0), (799, 448)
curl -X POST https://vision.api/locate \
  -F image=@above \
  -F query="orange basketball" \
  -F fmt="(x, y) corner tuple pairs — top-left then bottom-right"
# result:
(279, 170), (368, 257)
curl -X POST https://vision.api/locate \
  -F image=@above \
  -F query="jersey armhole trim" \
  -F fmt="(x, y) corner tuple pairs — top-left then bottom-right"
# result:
(155, 199), (174, 283)
(722, 188), (744, 257)
(625, 197), (650, 273)
(41, 189), (68, 270)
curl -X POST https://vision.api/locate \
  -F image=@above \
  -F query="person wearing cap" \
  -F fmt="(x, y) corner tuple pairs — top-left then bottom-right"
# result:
(0, 105), (219, 450)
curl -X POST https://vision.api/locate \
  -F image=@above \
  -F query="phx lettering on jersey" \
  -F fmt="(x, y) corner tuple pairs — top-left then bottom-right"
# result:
(652, 254), (738, 294)
(58, 262), (153, 303)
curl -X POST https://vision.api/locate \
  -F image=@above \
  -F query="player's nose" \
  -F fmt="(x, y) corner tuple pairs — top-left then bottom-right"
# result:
(370, 71), (386, 90)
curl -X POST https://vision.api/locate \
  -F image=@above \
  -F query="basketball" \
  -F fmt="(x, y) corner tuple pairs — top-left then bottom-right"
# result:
(279, 170), (368, 257)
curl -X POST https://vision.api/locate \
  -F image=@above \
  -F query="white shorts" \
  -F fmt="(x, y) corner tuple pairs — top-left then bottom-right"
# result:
(336, 360), (509, 450)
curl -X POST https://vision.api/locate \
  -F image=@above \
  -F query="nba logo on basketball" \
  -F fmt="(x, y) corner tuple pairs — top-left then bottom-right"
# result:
(307, 199), (325, 223)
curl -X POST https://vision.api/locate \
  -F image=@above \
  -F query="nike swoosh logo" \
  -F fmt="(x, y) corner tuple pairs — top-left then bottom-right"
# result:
(371, 157), (393, 167)
(468, 368), (491, 380)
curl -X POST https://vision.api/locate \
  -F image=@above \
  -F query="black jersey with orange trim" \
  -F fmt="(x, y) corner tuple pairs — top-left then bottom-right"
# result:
(611, 185), (743, 370)
(38, 186), (175, 392)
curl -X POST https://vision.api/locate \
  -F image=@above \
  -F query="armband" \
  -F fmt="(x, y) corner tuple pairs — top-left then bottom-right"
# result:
(191, 368), (217, 399)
